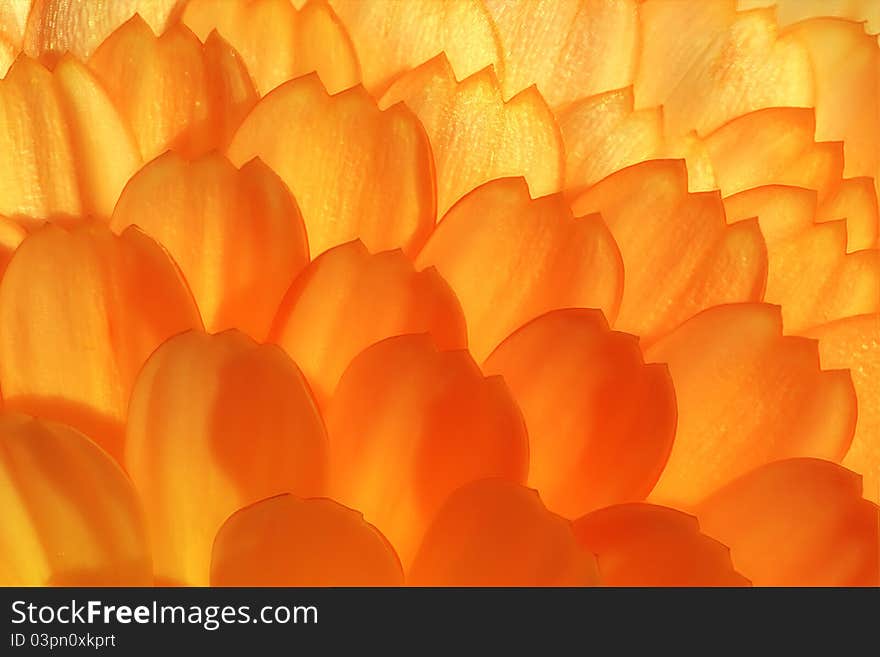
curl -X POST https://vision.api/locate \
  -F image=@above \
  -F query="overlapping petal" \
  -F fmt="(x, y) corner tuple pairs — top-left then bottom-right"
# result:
(325, 334), (528, 568)
(483, 309), (676, 518)
(0, 413), (151, 586)
(111, 151), (309, 340)
(228, 73), (435, 258)
(417, 177), (623, 361)
(0, 0), (30, 76)
(817, 177), (880, 252)
(0, 215), (24, 277)
(738, 0), (880, 32)
(645, 303), (857, 507)
(408, 479), (599, 586)
(269, 240), (467, 408)
(211, 494), (403, 586)
(125, 330), (327, 585)
(0, 223), (202, 461)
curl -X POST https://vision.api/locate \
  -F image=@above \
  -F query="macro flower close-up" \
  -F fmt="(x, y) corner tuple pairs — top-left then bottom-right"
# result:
(0, 0), (878, 589)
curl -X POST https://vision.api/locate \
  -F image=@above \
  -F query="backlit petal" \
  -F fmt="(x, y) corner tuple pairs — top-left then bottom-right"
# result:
(695, 458), (879, 586)
(125, 330), (327, 585)
(0, 223), (202, 462)
(572, 503), (749, 586)
(483, 309), (676, 518)
(269, 240), (467, 408)
(211, 494), (403, 586)
(571, 160), (768, 342)
(408, 479), (599, 586)
(325, 334), (528, 568)
(738, 0), (880, 32)
(228, 73), (435, 258)
(0, 215), (24, 277)
(0, 413), (150, 586)
(111, 151), (309, 340)
(817, 177), (880, 251)
(645, 303), (857, 507)
(380, 53), (563, 218)
(0, 0), (31, 76)
(417, 177), (623, 361)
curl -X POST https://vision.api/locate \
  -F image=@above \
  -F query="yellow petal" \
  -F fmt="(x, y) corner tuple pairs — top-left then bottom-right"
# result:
(408, 479), (599, 586)
(328, 0), (501, 95)
(183, 0), (360, 95)
(0, 55), (141, 223)
(112, 151), (309, 340)
(485, 0), (639, 108)
(646, 303), (857, 507)
(0, 0), (31, 76)
(571, 160), (768, 343)
(325, 334), (528, 568)
(0, 223), (202, 462)
(125, 330), (327, 586)
(381, 53), (563, 218)
(0, 214), (24, 278)
(88, 17), (258, 160)
(211, 494), (403, 586)
(228, 73), (435, 258)
(0, 413), (150, 586)
(270, 240), (467, 408)
(817, 177), (879, 252)
(483, 309), (676, 518)
(739, 0), (880, 38)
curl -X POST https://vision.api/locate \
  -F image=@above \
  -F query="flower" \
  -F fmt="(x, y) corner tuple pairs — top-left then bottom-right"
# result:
(0, 0), (878, 587)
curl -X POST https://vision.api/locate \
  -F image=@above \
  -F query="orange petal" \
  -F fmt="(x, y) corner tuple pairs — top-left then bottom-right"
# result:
(645, 303), (857, 507)
(0, 413), (151, 586)
(88, 17), (258, 160)
(485, 0), (639, 108)
(702, 107), (843, 202)
(0, 55), (141, 223)
(0, 0), (31, 76)
(805, 314), (880, 504)
(634, 2), (813, 137)
(325, 334), (528, 568)
(0, 223), (202, 462)
(228, 73), (435, 258)
(0, 214), (24, 278)
(571, 160), (768, 342)
(211, 494), (403, 586)
(417, 177), (623, 361)
(381, 53), (562, 218)
(483, 309), (676, 518)
(22, 0), (181, 64)
(695, 458), (879, 586)
(125, 330), (327, 585)
(269, 240), (467, 408)
(572, 503), (749, 586)
(111, 151), (309, 340)
(817, 177), (880, 251)
(725, 185), (880, 333)
(408, 479), (599, 586)
(328, 0), (501, 95)
(559, 86), (664, 195)
(739, 0), (880, 33)
(183, 0), (360, 95)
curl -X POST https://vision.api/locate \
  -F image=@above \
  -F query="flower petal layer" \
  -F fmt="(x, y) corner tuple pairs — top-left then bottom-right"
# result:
(805, 314), (880, 504)
(484, 0), (639, 108)
(695, 458), (880, 586)
(739, 0), (880, 33)
(328, 0), (501, 94)
(211, 494), (403, 586)
(0, 223), (202, 462)
(325, 334), (528, 568)
(0, 215), (24, 278)
(408, 479), (599, 586)
(417, 177), (623, 361)
(572, 503), (749, 586)
(183, 0), (360, 95)
(228, 73), (435, 258)
(817, 177), (880, 252)
(645, 303), (857, 507)
(0, 56), (141, 222)
(269, 240), (467, 408)
(0, 413), (150, 586)
(571, 160), (768, 342)
(380, 53), (563, 219)
(88, 17), (258, 160)
(482, 309), (676, 518)
(559, 86), (664, 195)
(125, 330), (327, 586)
(634, 1), (812, 137)
(111, 152), (309, 340)
(0, 0), (30, 76)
